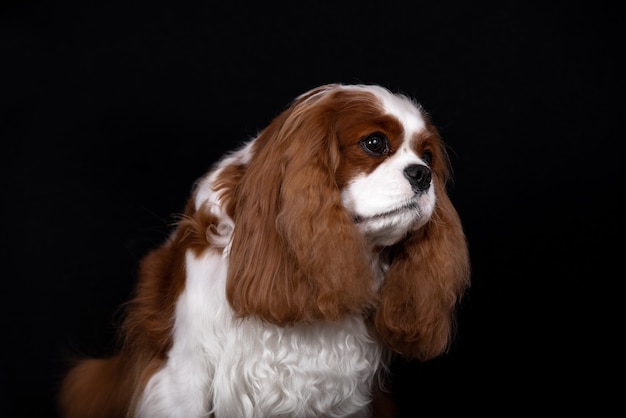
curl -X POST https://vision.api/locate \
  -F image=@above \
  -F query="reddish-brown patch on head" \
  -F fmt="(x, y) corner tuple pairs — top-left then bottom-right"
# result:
(329, 90), (407, 189)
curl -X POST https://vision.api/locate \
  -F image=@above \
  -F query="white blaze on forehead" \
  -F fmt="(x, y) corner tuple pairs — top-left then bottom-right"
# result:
(339, 84), (428, 154)
(369, 85), (427, 141)
(341, 85), (425, 128)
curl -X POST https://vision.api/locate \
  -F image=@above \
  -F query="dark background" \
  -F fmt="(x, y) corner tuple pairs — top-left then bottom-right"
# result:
(2, 1), (623, 417)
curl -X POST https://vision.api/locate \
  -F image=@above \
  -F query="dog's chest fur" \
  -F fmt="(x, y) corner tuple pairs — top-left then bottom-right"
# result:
(136, 250), (384, 418)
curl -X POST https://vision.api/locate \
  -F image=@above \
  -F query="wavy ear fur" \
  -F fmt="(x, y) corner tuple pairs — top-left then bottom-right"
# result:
(374, 131), (471, 361)
(226, 88), (378, 325)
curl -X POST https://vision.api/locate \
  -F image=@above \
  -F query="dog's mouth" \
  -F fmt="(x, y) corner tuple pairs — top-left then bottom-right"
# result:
(353, 201), (419, 224)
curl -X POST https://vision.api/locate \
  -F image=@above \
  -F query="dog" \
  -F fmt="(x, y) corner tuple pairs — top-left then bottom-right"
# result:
(59, 83), (470, 417)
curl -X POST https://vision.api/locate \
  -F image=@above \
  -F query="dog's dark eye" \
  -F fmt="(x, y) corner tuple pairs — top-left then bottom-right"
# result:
(360, 133), (390, 156)
(422, 150), (433, 165)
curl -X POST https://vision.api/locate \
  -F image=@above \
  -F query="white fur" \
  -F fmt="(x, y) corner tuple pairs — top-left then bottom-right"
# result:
(137, 239), (383, 418)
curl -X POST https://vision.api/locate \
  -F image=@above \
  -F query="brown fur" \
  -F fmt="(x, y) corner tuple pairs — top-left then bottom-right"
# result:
(226, 88), (382, 324)
(374, 121), (471, 360)
(58, 199), (216, 417)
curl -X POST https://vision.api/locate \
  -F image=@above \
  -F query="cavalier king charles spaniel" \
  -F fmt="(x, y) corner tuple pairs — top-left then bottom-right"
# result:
(59, 83), (470, 418)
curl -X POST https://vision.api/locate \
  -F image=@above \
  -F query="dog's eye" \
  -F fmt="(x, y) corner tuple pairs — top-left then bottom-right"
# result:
(360, 133), (390, 156)
(422, 150), (433, 165)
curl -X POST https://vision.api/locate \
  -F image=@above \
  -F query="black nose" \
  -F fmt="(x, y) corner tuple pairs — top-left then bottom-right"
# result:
(404, 164), (432, 192)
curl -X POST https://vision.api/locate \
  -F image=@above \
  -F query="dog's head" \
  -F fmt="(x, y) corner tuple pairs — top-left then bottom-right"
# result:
(211, 84), (470, 360)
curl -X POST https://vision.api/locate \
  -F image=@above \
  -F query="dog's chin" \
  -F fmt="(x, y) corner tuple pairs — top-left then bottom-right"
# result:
(353, 203), (430, 246)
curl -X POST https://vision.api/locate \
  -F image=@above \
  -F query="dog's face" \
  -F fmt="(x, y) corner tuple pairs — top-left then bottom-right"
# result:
(334, 87), (439, 246)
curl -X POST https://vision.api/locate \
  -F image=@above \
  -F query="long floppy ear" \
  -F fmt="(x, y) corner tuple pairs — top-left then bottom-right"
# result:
(374, 137), (471, 361)
(226, 87), (378, 325)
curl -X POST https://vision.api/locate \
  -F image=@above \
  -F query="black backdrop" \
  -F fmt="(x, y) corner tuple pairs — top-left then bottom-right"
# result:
(2, 1), (623, 417)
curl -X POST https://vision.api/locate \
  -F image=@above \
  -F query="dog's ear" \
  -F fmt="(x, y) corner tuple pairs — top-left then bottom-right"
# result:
(225, 87), (378, 325)
(374, 130), (470, 361)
